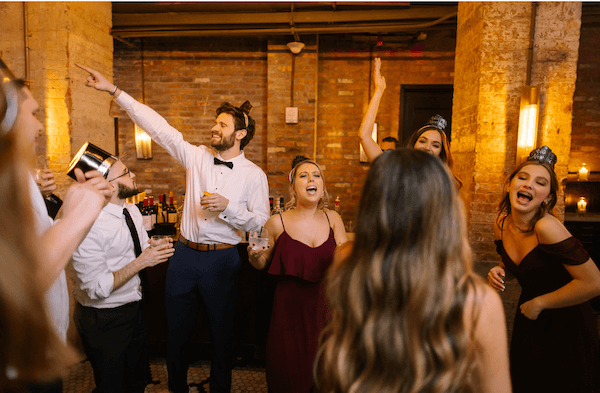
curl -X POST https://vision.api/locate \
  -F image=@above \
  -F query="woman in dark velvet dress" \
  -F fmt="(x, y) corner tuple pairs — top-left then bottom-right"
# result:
(488, 146), (600, 393)
(248, 156), (347, 393)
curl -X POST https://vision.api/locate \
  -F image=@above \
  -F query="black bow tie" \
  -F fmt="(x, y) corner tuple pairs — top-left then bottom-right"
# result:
(214, 157), (233, 169)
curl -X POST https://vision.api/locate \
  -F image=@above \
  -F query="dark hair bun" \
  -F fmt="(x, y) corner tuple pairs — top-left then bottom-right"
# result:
(239, 101), (252, 115)
(291, 155), (310, 169)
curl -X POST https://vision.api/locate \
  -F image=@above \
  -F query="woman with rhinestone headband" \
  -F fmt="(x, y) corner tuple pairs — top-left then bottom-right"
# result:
(488, 146), (600, 392)
(358, 58), (462, 188)
(248, 155), (347, 393)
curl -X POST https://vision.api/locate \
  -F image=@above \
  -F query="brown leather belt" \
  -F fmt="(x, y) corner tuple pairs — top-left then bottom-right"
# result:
(178, 236), (235, 251)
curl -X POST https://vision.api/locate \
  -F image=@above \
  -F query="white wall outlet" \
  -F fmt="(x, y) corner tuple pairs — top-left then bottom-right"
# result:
(285, 107), (299, 124)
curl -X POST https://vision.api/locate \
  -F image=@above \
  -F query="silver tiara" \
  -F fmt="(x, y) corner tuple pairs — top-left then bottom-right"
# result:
(527, 146), (557, 168)
(426, 114), (447, 133)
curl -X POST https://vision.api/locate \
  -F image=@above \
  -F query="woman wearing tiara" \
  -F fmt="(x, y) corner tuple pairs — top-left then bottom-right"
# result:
(248, 155), (347, 393)
(358, 58), (461, 188)
(488, 146), (600, 392)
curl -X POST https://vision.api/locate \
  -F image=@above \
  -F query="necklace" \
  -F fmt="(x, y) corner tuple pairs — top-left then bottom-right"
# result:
(511, 216), (533, 233)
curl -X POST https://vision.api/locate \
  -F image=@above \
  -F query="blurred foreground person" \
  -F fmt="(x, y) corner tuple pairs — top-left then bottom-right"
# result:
(488, 146), (600, 392)
(248, 155), (346, 393)
(317, 149), (511, 393)
(0, 59), (111, 392)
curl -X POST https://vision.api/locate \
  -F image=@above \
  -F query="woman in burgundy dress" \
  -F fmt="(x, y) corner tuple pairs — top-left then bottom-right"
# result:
(488, 146), (600, 392)
(248, 156), (347, 393)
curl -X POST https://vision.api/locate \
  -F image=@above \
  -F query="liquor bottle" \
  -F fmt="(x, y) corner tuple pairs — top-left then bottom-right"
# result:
(269, 197), (274, 213)
(157, 194), (165, 224)
(167, 191), (178, 224)
(279, 196), (284, 211)
(148, 195), (157, 229)
(271, 198), (282, 216)
(334, 196), (341, 215)
(141, 197), (153, 232)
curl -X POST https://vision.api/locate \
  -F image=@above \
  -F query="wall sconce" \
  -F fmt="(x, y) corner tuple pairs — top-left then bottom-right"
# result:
(135, 124), (152, 159)
(577, 196), (588, 215)
(360, 123), (377, 163)
(578, 163), (589, 181)
(516, 86), (540, 164)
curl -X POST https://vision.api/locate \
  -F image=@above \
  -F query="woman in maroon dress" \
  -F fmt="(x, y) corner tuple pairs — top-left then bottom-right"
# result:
(488, 146), (600, 392)
(248, 156), (347, 393)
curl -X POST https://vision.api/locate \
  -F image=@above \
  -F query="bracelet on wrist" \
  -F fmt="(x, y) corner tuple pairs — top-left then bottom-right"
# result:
(110, 85), (118, 96)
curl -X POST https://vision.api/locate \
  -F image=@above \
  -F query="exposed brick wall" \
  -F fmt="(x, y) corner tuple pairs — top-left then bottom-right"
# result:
(571, 22), (600, 174)
(112, 37), (268, 205)
(112, 36), (456, 220)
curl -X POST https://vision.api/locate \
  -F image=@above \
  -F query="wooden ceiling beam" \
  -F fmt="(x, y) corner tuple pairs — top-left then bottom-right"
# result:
(112, 6), (457, 28)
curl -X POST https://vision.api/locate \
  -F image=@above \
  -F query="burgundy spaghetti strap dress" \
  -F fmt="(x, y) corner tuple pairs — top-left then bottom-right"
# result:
(495, 237), (600, 393)
(265, 213), (336, 393)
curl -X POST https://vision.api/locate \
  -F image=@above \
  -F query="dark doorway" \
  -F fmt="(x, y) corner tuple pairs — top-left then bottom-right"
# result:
(399, 85), (454, 145)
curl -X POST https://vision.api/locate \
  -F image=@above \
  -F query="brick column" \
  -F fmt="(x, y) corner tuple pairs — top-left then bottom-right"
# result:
(0, 2), (114, 194)
(266, 40), (318, 204)
(453, 2), (581, 338)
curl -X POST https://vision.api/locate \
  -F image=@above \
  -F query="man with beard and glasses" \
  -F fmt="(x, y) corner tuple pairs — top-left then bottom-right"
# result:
(71, 158), (175, 393)
(77, 64), (269, 393)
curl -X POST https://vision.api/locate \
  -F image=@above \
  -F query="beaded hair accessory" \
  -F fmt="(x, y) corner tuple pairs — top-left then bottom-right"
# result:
(425, 114), (447, 133)
(0, 58), (19, 135)
(526, 145), (557, 169)
(288, 155), (310, 182)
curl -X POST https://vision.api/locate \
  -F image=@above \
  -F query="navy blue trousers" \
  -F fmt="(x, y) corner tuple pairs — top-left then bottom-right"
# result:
(166, 241), (242, 393)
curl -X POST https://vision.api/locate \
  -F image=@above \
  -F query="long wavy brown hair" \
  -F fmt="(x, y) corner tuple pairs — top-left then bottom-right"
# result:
(497, 160), (559, 232)
(1, 80), (77, 389)
(316, 148), (482, 393)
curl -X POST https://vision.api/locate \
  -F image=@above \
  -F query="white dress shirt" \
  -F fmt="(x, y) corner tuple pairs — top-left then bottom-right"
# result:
(115, 91), (270, 244)
(71, 203), (149, 309)
(29, 175), (69, 342)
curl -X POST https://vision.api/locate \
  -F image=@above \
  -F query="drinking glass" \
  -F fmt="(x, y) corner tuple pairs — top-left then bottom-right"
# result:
(249, 229), (269, 251)
(150, 235), (170, 247)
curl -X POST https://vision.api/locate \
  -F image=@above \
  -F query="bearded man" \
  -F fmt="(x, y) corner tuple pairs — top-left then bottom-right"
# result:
(77, 64), (269, 393)
(71, 158), (175, 393)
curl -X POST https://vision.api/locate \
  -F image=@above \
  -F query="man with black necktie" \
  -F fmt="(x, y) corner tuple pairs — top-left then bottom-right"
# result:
(71, 158), (175, 393)
(78, 64), (270, 393)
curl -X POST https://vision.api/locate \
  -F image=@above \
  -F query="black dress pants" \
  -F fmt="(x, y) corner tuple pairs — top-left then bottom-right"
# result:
(74, 301), (148, 393)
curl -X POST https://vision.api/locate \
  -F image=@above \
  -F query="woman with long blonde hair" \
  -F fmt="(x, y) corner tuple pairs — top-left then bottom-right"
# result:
(317, 149), (510, 393)
(248, 155), (347, 393)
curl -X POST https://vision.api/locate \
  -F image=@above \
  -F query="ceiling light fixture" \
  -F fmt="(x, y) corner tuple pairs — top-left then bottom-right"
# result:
(287, 41), (305, 54)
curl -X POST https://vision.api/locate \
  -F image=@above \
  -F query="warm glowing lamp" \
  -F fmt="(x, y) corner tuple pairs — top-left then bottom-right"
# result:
(516, 86), (540, 164)
(577, 196), (588, 215)
(135, 124), (152, 159)
(578, 163), (589, 181)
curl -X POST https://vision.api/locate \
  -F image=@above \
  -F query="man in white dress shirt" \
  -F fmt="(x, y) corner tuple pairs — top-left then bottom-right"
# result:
(78, 64), (270, 393)
(72, 159), (175, 393)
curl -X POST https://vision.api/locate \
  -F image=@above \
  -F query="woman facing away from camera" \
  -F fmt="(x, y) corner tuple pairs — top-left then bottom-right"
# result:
(317, 148), (510, 393)
(488, 146), (600, 392)
(248, 155), (347, 393)
(358, 58), (462, 189)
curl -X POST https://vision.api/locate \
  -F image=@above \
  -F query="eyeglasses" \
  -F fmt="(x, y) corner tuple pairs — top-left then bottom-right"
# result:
(108, 169), (130, 182)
